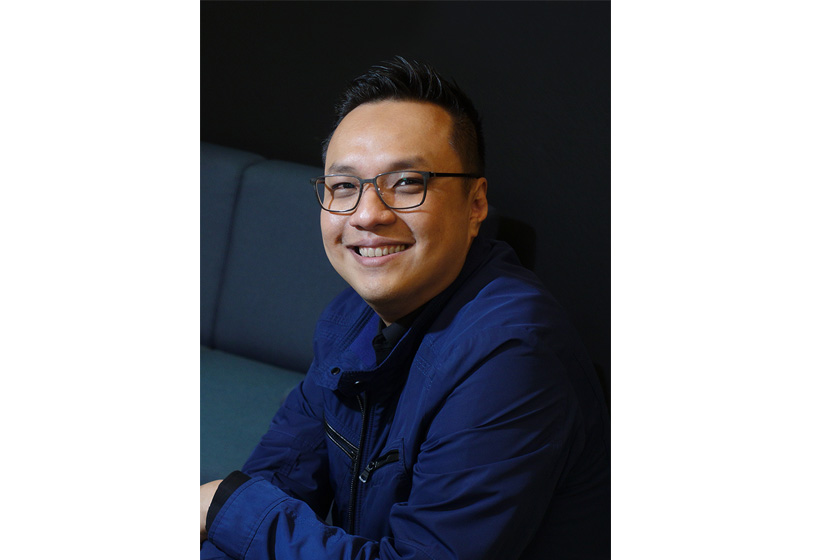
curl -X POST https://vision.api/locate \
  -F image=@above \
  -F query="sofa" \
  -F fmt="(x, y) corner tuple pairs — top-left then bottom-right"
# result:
(200, 141), (345, 483)
(200, 141), (522, 484)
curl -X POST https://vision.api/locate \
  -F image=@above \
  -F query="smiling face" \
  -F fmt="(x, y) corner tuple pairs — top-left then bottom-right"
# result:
(321, 100), (488, 324)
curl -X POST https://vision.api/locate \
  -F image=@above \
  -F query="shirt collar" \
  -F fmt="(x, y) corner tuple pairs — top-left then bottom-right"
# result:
(372, 305), (425, 364)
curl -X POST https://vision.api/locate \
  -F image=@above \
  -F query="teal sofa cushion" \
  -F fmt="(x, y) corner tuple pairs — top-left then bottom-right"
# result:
(200, 347), (305, 483)
(200, 142), (264, 347)
(211, 159), (348, 372)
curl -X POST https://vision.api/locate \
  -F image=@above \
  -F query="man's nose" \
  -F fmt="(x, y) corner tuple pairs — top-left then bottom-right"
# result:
(349, 182), (395, 228)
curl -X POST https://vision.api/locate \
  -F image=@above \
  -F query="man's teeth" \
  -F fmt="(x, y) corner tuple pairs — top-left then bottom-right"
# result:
(358, 245), (407, 257)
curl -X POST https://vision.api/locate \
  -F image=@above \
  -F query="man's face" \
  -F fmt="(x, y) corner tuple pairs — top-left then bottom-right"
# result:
(321, 100), (487, 324)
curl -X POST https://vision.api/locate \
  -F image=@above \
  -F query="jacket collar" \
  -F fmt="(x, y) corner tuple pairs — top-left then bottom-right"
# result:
(313, 235), (494, 396)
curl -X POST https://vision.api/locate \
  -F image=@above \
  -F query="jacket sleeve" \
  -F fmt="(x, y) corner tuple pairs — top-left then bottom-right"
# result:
(206, 328), (589, 560)
(238, 368), (334, 519)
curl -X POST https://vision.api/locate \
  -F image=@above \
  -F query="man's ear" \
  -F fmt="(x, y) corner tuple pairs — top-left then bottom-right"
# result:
(468, 178), (489, 238)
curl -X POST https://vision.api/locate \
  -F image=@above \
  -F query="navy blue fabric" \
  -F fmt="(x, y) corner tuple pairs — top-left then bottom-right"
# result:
(200, 142), (264, 346)
(203, 236), (610, 560)
(212, 160), (349, 371)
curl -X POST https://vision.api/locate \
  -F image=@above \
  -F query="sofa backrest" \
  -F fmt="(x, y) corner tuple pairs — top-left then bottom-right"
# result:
(201, 142), (349, 372)
(200, 142), (265, 346)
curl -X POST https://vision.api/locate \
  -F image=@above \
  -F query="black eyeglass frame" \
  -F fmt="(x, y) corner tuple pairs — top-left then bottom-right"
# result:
(310, 170), (482, 213)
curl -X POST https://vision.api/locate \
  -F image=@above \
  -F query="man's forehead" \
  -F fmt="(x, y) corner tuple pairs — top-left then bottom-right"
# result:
(325, 101), (458, 173)
(328, 156), (433, 175)
(331, 100), (453, 141)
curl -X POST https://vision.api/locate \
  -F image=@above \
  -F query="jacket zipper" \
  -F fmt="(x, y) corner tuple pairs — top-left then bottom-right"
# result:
(325, 420), (358, 462)
(358, 450), (400, 483)
(347, 393), (368, 533)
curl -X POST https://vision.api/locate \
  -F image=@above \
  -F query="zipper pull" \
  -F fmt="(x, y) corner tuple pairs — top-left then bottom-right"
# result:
(359, 450), (400, 483)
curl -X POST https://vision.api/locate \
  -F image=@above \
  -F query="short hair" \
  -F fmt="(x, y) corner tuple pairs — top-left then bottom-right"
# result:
(322, 56), (485, 177)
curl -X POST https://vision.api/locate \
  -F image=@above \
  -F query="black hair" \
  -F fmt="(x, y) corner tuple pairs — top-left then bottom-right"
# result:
(322, 56), (485, 177)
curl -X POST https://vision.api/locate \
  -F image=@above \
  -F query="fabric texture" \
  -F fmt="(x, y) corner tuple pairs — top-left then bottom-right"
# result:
(200, 142), (264, 346)
(212, 158), (349, 371)
(202, 236), (610, 559)
(200, 348), (306, 483)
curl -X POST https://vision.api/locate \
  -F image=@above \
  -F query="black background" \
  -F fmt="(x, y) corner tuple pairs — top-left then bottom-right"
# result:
(202, 1), (611, 400)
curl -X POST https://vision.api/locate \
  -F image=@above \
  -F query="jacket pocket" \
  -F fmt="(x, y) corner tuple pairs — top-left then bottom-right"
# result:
(359, 449), (400, 483)
(325, 419), (358, 462)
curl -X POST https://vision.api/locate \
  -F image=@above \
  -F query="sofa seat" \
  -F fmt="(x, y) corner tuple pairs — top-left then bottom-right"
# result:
(200, 346), (305, 483)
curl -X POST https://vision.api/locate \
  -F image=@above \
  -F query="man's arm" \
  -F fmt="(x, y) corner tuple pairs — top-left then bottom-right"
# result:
(200, 479), (222, 544)
(238, 372), (334, 515)
(201, 370), (333, 555)
(202, 330), (596, 560)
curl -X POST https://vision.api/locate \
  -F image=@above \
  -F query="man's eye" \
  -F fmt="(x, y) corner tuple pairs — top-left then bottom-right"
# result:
(393, 177), (424, 193)
(330, 183), (358, 197)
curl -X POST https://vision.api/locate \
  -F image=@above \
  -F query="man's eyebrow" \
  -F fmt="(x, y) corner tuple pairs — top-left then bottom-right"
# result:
(328, 157), (432, 175)
(327, 163), (357, 174)
(386, 157), (431, 170)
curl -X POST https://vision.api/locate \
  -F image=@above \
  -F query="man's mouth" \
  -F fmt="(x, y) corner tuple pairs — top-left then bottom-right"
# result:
(354, 244), (408, 257)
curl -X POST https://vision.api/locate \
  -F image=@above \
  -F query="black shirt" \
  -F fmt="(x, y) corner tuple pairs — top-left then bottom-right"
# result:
(371, 305), (424, 364)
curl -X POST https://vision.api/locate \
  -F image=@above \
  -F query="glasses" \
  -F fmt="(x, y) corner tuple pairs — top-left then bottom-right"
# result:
(311, 170), (481, 213)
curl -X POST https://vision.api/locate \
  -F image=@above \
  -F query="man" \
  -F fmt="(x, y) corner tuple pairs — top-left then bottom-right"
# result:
(200, 56), (610, 559)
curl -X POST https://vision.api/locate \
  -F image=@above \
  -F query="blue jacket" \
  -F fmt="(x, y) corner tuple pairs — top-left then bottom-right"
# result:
(203, 237), (610, 559)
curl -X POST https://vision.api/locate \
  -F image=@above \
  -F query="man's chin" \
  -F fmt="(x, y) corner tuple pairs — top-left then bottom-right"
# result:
(356, 286), (402, 310)
(355, 285), (415, 322)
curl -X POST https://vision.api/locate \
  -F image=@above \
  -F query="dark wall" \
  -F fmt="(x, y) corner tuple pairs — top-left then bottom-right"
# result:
(201, 1), (611, 400)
